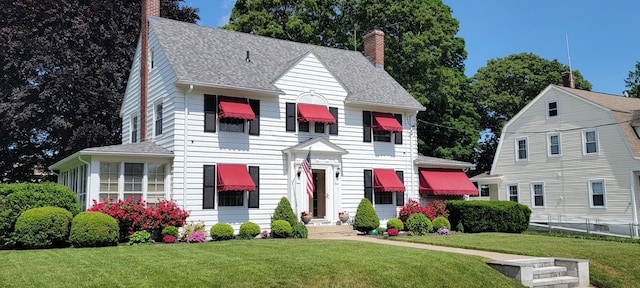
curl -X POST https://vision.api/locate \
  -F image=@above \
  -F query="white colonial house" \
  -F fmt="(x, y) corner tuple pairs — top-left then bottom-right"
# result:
(474, 84), (640, 234)
(49, 1), (478, 231)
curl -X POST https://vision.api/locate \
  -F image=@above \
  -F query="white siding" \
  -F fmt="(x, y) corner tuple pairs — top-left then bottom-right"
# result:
(120, 39), (142, 144)
(493, 87), (640, 224)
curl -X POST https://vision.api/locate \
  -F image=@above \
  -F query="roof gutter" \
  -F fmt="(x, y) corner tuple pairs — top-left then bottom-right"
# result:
(343, 99), (426, 112)
(176, 81), (282, 96)
(183, 84), (193, 210)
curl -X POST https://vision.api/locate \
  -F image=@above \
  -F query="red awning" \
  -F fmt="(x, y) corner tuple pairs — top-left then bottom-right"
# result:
(297, 103), (336, 124)
(374, 169), (405, 192)
(419, 169), (479, 196)
(218, 97), (255, 120)
(217, 164), (256, 192)
(372, 112), (402, 132)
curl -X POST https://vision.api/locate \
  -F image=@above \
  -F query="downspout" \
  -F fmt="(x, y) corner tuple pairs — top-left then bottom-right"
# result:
(410, 111), (417, 200)
(183, 85), (193, 210)
(630, 170), (638, 237)
(78, 155), (91, 210)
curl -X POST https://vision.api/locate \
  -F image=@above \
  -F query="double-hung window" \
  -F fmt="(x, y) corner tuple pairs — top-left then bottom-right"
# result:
(154, 103), (163, 136)
(547, 100), (558, 117)
(548, 133), (561, 156)
(507, 184), (519, 202)
(531, 182), (545, 207)
(123, 163), (144, 200)
(515, 137), (528, 161)
(583, 130), (598, 154)
(130, 116), (138, 143)
(589, 180), (605, 207)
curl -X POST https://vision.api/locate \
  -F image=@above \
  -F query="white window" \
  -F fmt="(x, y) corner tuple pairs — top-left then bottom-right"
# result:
(547, 133), (561, 156)
(515, 137), (528, 161)
(99, 162), (120, 202)
(507, 184), (519, 202)
(582, 130), (598, 154)
(531, 182), (545, 207)
(147, 164), (166, 206)
(547, 100), (558, 117)
(130, 115), (138, 143)
(154, 103), (163, 136)
(589, 180), (605, 208)
(123, 163), (144, 200)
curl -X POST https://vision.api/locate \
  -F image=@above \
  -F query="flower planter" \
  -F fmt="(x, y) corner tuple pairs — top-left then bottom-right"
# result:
(338, 213), (349, 224)
(301, 215), (312, 224)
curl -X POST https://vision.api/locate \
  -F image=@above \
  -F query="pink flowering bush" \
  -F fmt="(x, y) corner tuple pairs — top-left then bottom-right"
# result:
(88, 198), (189, 242)
(187, 231), (207, 243)
(399, 200), (449, 229)
(387, 228), (399, 237)
(163, 235), (177, 243)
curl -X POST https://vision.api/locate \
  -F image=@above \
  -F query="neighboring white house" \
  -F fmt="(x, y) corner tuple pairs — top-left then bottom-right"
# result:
(49, 1), (477, 231)
(474, 84), (640, 234)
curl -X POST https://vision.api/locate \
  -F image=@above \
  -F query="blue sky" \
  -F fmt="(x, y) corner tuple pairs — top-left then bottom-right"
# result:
(183, 0), (640, 95)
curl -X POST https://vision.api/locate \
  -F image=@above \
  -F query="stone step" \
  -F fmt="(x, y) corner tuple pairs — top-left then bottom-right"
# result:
(534, 266), (567, 279)
(307, 224), (356, 239)
(532, 276), (579, 288)
(508, 258), (556, 268)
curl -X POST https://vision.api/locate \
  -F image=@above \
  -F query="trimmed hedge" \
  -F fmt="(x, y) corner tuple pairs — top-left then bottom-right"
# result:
(0, 183), (80, 249)
(291, 223), (308, 239)
(432, 216), (451, 231)
(238, 222), (261, 240)
(70, 212), (119, 248)
(210, 223), (234, 241)
(271, 220), (292, 238)
(447, 200), (531, 233)
(406, 213), (432, 235)
(387, 218), (404, 231)
(354, 198), (379, 233)
(14, 206), (73, 249)
(272, 197), (297, 227)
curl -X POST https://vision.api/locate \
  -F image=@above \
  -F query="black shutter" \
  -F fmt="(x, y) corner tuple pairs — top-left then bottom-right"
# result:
(248, 166), (259, 208)
(315, 122), (325, 133)
(329, 107), (338, 135)
(249, 99), (260, 135)
(394, 114), (403, 144)
(364, 169), (373, 202)
(204, 95), (217, 132)
(286, 102), (296, 131)
(395, 170), (404, 206)
(203, 165), (216, 209)
(363, 111), (372, 142)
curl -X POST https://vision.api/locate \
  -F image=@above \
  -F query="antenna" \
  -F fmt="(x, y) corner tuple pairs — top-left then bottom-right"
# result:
(565, 33), (575, 88)
(354, 27), (357, 51)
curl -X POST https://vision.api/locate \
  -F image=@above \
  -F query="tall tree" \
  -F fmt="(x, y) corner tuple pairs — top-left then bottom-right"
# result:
(624, 61), (640, 98)
(225, 0), (480, 162)
(0, 1), (198, 182)
(471, 53), (592, 175)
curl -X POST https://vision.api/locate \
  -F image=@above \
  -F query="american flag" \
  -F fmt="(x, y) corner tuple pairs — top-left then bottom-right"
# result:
(301, 150), (314, 199)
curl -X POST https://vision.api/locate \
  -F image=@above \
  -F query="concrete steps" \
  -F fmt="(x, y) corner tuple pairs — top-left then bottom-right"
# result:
(306, 223), (356, 239)
(488, 257), (589, 287)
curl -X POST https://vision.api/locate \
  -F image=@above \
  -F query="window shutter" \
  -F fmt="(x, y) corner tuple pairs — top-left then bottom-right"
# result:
(248, 166), (259, 208)
(329, 107), (338, 135)
(203, 165), (216, 209)
(249, 99), (260, 135)
(363, 111), (372, 142)
(395, 170), (404, 206)
(204, 95), (217, 132)
(364, 169), (373, 202)
(286, 102), (296, 131)
(394, 114), (403, 144)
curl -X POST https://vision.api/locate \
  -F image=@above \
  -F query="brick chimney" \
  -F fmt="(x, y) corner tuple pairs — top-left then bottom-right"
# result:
(363, 28), (385, 70)
(561, 71), (575, 89)
(139, 0), (160, 142)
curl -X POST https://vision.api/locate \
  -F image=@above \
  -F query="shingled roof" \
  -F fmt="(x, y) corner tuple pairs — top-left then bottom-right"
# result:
(149, 17), (424, 111)
(555, 85), (640, 157)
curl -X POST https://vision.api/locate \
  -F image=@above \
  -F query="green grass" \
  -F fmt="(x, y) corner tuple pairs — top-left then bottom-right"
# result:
(0, 239), (522, 288)
(396, 232), (640, 288)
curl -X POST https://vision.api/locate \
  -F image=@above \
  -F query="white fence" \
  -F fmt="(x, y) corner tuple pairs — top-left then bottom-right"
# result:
(530, 214), (640, 239)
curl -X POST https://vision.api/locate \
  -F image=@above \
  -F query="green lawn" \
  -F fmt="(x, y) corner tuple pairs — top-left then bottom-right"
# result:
(0, 239), (522, 288)
(396, 232), (640, 288)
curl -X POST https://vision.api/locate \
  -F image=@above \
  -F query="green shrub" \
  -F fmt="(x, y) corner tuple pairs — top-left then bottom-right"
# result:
(387, 218), (404, 231)
(432, 216), (451, 231)
(0, 183), (80, 249)
(128, 230), (154, 245)
(210, 223), (234, 241)
(406, 213), (432, 236)
(70, 212), (119, 248)
(181, 221), (206, 241)
(354, 198), (379, 233)
(238, 222), (261, 240)
(14, 206), (73, 249)
(270, 220), (292, 238)
(447, 200), (531, 233)
(161, 226), (179, 237)
(272, 197), (297, 227)
(456, 222), (464, 233)
(291, 223), (308, 239)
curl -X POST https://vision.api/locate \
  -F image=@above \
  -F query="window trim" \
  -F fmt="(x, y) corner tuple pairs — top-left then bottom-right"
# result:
(130, 115), (139, 143)
(154, 101), (163, 137)
(582, 129), (599, 155)
(515, 136), (529, 161)
(546, 99), (558, 118)
(507, 183), (519, 202)
(530, 182), (545, 207)
(547, 132), (561, 157)
(588, 179), (606, 208)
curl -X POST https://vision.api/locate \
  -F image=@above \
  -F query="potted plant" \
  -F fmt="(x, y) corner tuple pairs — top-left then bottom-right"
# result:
(338, 211), (349, 224)
(300, 211), (312, 224)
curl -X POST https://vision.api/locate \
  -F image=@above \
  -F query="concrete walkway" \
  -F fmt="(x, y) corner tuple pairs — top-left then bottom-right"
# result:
(340, 235), (539, 261)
